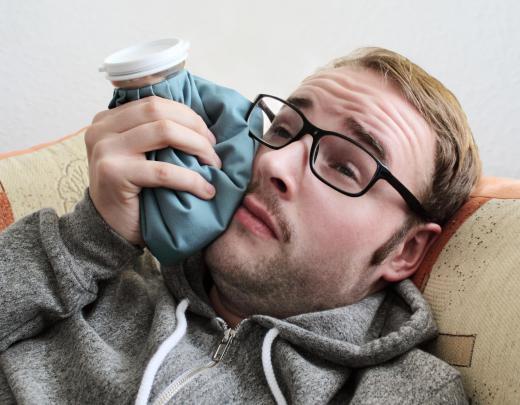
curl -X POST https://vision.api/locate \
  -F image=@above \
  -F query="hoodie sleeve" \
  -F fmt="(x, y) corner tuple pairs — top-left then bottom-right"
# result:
(427, 375), (468, 405)
(0, 189), (143, 352)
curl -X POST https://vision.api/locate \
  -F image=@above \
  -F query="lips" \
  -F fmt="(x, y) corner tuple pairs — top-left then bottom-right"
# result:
(239, 195), (280, 240)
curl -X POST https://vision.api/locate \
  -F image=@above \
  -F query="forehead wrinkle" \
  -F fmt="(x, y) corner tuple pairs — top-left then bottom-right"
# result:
(320, 87), (402, 164)
(333, 77), (428, 167)
(374, 92), (433, 158)
(304, 77), (372, 108)
(301, 70), (411, 128)
(344, 116), (387, 163)
(359, 97), (421, 170)
(295, 79), (374, 119)
(303, 70), (380, 96)
(294, 79), (398, 164)
(365, 96), (411, 151)
(296, 70), (434, 192)
(306, 68), (421, 140)
(361, 91), (434, 194)
(373, 92), (418, 140)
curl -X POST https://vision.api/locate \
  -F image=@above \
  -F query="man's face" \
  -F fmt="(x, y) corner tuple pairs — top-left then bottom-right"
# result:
(204, 66), (436, 318)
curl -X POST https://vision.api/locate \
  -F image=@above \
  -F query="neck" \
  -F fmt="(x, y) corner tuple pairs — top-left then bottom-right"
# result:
(209, 285), (244, 328)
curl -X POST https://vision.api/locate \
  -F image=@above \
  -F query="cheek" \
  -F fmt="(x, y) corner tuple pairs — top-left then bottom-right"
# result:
(293, 185), (400, 261)
(295, 192), (373, 255)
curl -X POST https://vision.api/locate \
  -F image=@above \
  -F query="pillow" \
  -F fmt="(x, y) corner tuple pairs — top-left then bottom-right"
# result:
(412, 176), (520, 404)
(0, 128), (88, 231)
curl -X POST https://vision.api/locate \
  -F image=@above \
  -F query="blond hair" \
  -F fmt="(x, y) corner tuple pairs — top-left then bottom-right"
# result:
(323, 48), (481, 225)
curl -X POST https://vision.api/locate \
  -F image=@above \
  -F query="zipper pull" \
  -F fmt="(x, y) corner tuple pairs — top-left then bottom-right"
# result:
(212, 327), (236, 362)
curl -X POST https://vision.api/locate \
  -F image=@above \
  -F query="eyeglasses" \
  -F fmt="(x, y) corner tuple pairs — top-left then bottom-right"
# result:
(245, 94), (432, 221)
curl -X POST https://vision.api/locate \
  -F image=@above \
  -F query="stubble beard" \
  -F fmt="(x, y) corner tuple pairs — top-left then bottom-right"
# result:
(204, 226), (375, 319)
(203, 179), (325, 318)
(202, 181), (384, 319)
(204, 230), (331, 319)
(203, 186), (307, 318)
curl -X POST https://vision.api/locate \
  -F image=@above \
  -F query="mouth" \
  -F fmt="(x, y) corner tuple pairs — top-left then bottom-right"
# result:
(235, 195), (279, 240)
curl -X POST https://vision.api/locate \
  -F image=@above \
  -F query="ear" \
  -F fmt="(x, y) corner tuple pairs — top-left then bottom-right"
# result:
(381, 222), (442, 283)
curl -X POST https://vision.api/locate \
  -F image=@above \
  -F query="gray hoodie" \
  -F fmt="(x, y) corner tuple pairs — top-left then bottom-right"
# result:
(0, 192), (467, 404)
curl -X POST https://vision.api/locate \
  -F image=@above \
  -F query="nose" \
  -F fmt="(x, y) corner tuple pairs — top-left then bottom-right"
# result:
(254, 135), (313, 201)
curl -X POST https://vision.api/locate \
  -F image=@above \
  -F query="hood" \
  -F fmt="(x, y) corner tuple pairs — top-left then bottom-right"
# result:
(161, 251), (438, 368)
(253, 280), (438, 368)
(148, 252), (441, 404)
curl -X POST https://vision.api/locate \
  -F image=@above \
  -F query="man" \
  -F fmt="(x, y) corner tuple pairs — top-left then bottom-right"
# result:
(0, 48), (479, 404)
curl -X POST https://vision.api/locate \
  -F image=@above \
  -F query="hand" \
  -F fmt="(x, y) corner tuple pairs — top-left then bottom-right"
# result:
(85, 96), (222, 246)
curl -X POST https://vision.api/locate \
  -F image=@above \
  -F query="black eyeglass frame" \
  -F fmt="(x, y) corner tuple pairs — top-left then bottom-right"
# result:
(246, 93), (433, 222)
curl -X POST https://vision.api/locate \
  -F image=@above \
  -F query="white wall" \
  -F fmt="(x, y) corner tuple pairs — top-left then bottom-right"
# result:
(0, 0), (518, 177)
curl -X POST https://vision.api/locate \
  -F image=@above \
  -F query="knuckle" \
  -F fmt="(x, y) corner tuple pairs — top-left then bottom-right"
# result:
(143, 99), (163, 120)
(146, 95), (163, 103)
(84, 125), (96, 148)
(85, 124), (102, 152)
(155, 119), (174, 138)
(96, 158), (117, 180)
(92, 110), (107, 124)
(155, 164), (170, 182)
(89, 136), (110, 162)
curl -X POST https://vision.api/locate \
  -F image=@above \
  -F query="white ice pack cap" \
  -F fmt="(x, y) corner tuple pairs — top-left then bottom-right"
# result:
(99, 38), (190, 81)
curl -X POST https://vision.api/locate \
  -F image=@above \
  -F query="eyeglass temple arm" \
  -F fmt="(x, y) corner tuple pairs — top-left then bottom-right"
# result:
(380, 168), (433, 222)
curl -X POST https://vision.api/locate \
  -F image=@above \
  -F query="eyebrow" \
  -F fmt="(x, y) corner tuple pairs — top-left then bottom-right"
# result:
(287, 96), (313, 109)
(344, 117), (387, 163)
(287, 95), (387, 163)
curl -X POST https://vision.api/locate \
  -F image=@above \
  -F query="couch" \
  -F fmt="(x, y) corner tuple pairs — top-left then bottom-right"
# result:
(1, 128), (519, 404)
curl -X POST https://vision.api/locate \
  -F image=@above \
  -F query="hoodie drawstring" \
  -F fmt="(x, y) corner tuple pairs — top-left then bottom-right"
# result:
(135, 299), (189, 405)
(262, 328), (287, 405)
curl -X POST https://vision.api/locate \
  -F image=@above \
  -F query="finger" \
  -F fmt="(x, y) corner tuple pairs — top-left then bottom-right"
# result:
(91, 97), (150, 124)
(124, 160), (216, 200)
(117, 120), (222, 168)
(87, 99), (171, 161)
(85, 123), (116, 163)
(108, 97), (217, 145)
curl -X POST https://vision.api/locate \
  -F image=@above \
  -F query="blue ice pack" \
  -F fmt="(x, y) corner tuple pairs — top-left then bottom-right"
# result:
(108, 70), (257, 264)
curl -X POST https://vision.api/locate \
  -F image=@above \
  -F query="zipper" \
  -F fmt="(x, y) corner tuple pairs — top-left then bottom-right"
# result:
(151, 320), (239, 405)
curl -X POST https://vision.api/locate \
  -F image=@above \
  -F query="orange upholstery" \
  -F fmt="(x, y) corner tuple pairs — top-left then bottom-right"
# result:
(412, 176), (520, 290)
(412, 176), (520, 403)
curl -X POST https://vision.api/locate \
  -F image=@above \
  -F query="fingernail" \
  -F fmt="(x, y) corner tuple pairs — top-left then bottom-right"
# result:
(206, 183), (216, 197)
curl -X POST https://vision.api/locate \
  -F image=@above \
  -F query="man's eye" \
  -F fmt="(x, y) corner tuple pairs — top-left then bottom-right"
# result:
(332, 163), (359, 181)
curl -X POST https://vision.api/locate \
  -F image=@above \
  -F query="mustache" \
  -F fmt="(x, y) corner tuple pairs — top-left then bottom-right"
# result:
(244, 180), (292, 243)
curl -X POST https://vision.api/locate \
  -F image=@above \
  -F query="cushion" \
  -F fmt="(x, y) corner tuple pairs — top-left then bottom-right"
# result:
(0, 128), (88, 230)
(412, 176), (520, 404)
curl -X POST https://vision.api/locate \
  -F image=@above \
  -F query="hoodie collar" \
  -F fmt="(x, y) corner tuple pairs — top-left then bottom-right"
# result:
(161, 251), (216, 319)
(161, 252), (438, 366)
(250, 279), (438, 367)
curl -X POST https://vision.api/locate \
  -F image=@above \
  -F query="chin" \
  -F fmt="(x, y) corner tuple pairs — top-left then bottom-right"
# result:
(203, 235), (251, 306)
(203, 230), (242, 277)
(204, 228), (271, 293)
